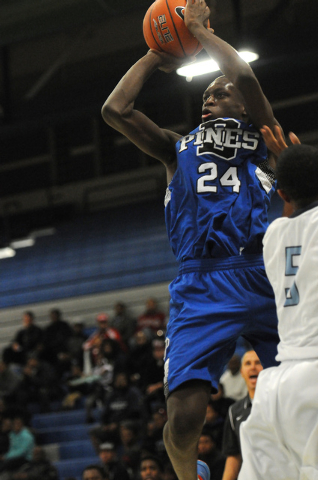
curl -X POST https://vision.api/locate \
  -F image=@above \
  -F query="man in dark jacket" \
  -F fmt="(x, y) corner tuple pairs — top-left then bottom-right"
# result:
(11, 446), (59, 480)
(2, 312), (42, 366)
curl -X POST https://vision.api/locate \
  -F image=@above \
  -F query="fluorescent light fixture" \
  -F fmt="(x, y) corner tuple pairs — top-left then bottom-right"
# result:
(177, 51), (259, 78)
(30, 227), (56, 238)
(10, 237), (35, 249)
(0, 247), (16, 259)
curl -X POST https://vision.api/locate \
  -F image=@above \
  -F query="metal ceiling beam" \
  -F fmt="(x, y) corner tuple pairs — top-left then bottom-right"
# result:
(0, 46), (12, 122)
(230, 0), (243, 44)
(257, 0), (293, 34)
(24, 25), (92, 101)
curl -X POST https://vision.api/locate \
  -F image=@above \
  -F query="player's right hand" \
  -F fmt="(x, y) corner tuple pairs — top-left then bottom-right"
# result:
(148, 49), (195, 73)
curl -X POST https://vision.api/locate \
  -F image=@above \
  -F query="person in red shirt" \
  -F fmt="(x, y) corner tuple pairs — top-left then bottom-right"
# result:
(136, 299), (166, 336)
(83, 313), (124, 367)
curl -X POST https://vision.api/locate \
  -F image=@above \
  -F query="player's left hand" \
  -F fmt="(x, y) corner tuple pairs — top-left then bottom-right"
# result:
(260, 125), (301, 157)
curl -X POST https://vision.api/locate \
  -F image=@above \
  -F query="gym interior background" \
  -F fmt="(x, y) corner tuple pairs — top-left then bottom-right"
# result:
(0, 0), (318, 319)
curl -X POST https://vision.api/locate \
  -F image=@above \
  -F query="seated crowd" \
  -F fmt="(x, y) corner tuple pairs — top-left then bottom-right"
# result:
(0, 299), (251, 480)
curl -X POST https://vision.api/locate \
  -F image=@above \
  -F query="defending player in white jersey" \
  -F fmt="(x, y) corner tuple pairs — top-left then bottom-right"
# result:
(238, 137), (318, 480)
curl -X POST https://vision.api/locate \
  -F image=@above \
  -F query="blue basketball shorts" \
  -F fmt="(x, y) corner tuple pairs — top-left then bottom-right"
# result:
(164, 254), (279, 397)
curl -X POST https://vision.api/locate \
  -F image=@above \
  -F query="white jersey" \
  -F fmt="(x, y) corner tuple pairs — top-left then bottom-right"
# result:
(263, 202), (318, 362)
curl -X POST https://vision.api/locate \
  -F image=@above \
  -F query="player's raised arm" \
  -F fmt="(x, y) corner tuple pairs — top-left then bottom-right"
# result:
(184, 0), (276, 131)
(102, 50), (183, 178)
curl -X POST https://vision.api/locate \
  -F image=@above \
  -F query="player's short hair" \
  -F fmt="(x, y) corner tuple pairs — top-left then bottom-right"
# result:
(276, 144), (318, 206)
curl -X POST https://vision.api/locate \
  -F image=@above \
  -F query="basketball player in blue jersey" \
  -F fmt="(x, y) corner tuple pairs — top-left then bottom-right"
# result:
(102, 1), (280, 480)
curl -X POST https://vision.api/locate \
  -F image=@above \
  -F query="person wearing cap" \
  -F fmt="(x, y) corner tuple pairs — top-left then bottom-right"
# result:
(98, 442), (130, 480)
(83, 313), (124, 368)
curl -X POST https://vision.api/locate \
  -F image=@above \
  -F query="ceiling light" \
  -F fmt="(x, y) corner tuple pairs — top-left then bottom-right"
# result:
(30, 227), (56, 238)
(10, 237), (35, 249)
(177, 51), (259, 78)
(0, 247), (16, 259)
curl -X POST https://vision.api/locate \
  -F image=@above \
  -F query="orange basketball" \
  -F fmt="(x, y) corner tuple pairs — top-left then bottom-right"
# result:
(143, 0), (209, 58)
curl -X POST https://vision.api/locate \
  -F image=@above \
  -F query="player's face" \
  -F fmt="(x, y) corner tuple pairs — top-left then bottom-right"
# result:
(240, 350), (263, 391)
(202, 77), (247, 123)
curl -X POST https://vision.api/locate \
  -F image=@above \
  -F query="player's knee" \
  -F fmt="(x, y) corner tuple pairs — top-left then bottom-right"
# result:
(168, 406), (202, 440)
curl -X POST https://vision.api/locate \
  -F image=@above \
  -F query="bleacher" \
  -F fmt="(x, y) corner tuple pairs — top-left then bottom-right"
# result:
(31, 406), (102, 480)
(0, 199), (178, 309)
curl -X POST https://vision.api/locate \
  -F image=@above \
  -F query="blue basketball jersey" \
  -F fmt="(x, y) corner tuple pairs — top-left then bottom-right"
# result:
(164, 117), (276, 261)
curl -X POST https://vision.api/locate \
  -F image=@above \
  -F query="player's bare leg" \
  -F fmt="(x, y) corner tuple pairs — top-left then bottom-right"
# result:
(163, 380), (211, 480)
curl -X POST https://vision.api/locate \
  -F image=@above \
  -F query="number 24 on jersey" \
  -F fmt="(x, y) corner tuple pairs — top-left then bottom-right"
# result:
(197, 162), (241, 194)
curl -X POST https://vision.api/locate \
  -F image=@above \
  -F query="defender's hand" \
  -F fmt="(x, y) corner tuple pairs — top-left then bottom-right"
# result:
(260, 125), (300, 157)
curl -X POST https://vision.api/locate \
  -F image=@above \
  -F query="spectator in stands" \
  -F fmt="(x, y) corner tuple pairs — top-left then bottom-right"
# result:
(98, 442), (130, 480)
(136, 299), (166, 337)
(129, 331), (153, 383)
(221, 350), (262, 480)
(85, 339), (129, 423)
(109, 303), (136, 347)
(198, 429), (225, 480)
(0, 413), (35, 475)
(2, 312), (42, 366)
(210, 384), (235, 420)
(61, 362), (90, 410)
(139, 455), (164, 480)
(83, 314), (124, 372)
(41, 309), (73, 375)
(0, 415), (11, 457)
(82, 464), (108, 480)
(139, 338), (165, 415)
(53, 319), (89, 380)
(0, 361), (21, 405)
(90, 371), (143, 452)
(117, 421), (141, 478)
(219, 355), (247, 401)
(15, 356), (62, 413)
(141, 408), (167, 463)
(66, 320), (88, 370)
(0, 400), (7, 425)
(10, 445), (59, 480)
(202, 400), (228, 452)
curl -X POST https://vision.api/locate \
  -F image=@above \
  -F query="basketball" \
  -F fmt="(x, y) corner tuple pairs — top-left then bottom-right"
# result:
(143, 0), (209, 58)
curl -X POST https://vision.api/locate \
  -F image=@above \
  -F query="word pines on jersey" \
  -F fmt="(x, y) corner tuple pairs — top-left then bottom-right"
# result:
(143, 0), (209, 58)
